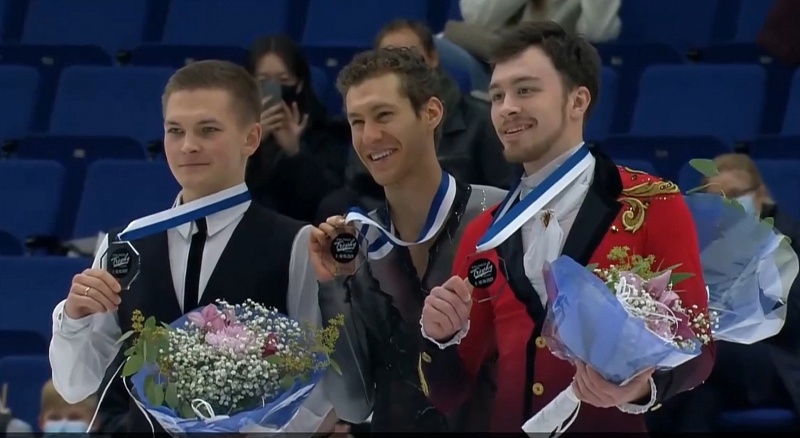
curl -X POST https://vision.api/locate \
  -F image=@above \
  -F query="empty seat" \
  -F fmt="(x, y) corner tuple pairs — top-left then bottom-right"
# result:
(0, 330), (48, 358)
(129, 44), (249, 69)
(585, 67), (618, 142)
(0, 355), (53, 428)
(0, 65), (39, 140)
(617, 0), (721, 49)
(49, 66), (174, 143)
(613, 159), (659, 178)
(0, 256), (90, 339)
(21, 0), (147, 55)
(0, 230), (23, 256)
(162, 0), (291, 47)
(631, 65), (766, 145)
(14, 135), (147, 238)
(0, 160), (64, 241)
(72, 160), (180, 239)
(303, 0), (428, 46)
(733, 0), (775, 42)
(782, 69), (800, 136)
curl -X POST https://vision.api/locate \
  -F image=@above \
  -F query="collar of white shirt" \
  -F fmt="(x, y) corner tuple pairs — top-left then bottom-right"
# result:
(171, 182), (252, 239)
(519, 142), (586, 197)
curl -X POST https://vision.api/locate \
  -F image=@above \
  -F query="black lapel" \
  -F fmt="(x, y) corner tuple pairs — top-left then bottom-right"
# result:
(146, 232), (182, 317)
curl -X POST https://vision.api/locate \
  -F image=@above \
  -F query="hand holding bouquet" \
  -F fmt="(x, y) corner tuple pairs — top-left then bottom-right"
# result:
(113, 299), (343, 435)
(522, 247), (711, 436)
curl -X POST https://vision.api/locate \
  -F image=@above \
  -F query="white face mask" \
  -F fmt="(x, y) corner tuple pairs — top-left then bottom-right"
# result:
(42, 419), (89, 434)
(735, 194), (759, 216)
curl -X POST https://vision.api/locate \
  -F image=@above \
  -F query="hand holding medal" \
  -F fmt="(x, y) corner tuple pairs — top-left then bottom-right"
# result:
(456, 251), (509, 304)
(309, 215), (369, 281)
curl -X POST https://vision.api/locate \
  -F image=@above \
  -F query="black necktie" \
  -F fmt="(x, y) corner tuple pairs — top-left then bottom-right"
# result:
(183, 218), (207, 313)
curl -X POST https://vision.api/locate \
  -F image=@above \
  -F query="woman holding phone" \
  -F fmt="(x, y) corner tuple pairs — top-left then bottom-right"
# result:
(246, 35), (350, 222)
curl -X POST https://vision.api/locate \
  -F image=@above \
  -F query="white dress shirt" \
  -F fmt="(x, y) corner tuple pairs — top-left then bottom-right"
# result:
(48, 183), (331, 434)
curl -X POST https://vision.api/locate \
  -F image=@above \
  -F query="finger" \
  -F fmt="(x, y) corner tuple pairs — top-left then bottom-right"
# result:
(261, 113), (284, 126)
(261, 102), (282, 115)
(319, 222), (339, 239)
(442, 276), (472, 303)
(425, 294), (461, 332)
(326, 216), (347, 229)
(574, 369), (609, 407)
(70, 284), (116, 312)
(430, 287), (470, 323)
(582, 365), (617, 406)
(309, 227), (330, 248)
(83, 269), (122, 293)
(71, 295), (108, 314)
(422, 300), (455, 334)
(74, 273), (119, 304)
(298, 113), (310, 131)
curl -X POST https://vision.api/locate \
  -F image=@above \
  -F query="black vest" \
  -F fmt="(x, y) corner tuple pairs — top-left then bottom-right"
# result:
(98, 203), (304, 433)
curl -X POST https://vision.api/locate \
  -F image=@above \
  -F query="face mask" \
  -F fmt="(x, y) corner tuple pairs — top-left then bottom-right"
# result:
(42, 419), (89, 433)
(735, 194), (758, 216)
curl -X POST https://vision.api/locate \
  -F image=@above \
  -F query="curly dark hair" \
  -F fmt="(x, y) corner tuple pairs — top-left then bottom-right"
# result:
(335, 47), (441, 115)
(491, 21), (602, 119)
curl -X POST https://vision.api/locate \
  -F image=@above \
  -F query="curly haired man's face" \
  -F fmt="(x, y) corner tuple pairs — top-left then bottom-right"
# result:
(345, 73), (432, 186)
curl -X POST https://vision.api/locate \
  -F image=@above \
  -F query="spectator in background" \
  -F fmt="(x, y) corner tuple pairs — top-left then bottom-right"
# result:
(39, 379), (99, 434)
(246, 35), (350, 223)
(316, 19), (511, 223)
(647, 153), (800, 432)
(445, 0), (621, 62)
(757, 0), (800, 67)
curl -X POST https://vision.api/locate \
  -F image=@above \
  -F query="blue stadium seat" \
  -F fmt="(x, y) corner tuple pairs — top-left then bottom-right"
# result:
(782, 69), (800, 136)
(0, 160), (64, 242)
(754, 159), (800, 219)
(129, 45), (249, 69)
(747, 136), (800, 160)
(594, 43), (686, 133)
(601, 136), (730, 184)
(0, 230), (23, 256)
(0, 355), (53, 428)
(72, 160), (179, 239)
(49, 66), (173, 143)
(630, 65), (766, 146)
(720, 408), (798, 432)
(0, 65), (39, 140)
(14, 136), (146, 239)
(617, 0), (721, 49)
(21, 0), (148, 55)
(0, 256), (90, 339)
(613, 159), (659, 178)
(162, 0), (291, 47)
(733, 0), (774, 42)
(585, 67), (618, 142)
(0, 0), (29, 42)
(0, 330), (48, 358)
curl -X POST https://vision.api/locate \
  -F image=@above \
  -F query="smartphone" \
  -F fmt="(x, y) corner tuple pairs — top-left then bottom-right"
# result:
(259, 80), (283, 110)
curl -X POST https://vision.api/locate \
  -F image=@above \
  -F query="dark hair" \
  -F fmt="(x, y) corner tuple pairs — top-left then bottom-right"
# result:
(248, 34), (327, 121)
(374, 19), (436, 56)
(162, 60), (260, 125)
(491, 21), (601, 119)
(336, 47), (440, 114)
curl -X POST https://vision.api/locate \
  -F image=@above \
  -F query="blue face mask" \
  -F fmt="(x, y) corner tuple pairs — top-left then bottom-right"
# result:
(735, 194), (758, 216)
(42, 419), (89, 434)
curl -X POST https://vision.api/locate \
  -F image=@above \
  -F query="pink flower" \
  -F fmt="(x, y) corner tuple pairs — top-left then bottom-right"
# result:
(186, 304), (235, 333)
(646, 271), (681, 307)
(205, 323), (254, 357)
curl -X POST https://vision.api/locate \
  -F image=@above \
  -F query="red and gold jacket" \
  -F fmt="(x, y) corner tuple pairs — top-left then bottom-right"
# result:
(418, 151), (716, 433)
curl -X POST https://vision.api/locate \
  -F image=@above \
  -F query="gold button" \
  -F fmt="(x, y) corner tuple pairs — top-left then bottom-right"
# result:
(421, 352), (431, 363)
(650, 403), (662, 412)
(535, 336), (546, 349)
(532, 382), (544, 396)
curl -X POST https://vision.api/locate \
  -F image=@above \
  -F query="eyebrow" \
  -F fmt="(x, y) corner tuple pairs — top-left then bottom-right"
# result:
(164, 118), (221, 126)
(346, 103), (395, 119)
(488, 75), (542, 91)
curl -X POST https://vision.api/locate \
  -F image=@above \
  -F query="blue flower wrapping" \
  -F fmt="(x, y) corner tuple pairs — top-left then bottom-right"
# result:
(684, 192), (799, 344)
(128, 309), (327, 435)
(541, 257), (702, 385)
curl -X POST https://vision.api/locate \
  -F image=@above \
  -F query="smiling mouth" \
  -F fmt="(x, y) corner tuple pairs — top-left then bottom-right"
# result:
(180, 163), (210, 167)
(368, 149), (398, 162)
(504, 124), (534, 135)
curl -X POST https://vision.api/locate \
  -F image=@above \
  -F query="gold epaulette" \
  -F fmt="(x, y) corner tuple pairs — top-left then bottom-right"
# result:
(618, 169), (681, 234)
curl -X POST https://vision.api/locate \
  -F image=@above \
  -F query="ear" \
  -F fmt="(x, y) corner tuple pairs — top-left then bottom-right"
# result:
(428, 49), (440, 69)
(425, 96), (444, 131)
(243, 122), (262, 158)
(570, 86), (592, 120)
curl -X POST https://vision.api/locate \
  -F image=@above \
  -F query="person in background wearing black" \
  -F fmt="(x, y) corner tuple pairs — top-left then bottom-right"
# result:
(246, 35), (350, 223)
(315, 20), (512, 224)
(647, 153), (800, 432)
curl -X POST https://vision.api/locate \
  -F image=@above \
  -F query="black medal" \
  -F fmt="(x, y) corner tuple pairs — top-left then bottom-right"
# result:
(104, 240), (141, 290)
(467, 258), (497, 288)
(330, 233), (360, 263)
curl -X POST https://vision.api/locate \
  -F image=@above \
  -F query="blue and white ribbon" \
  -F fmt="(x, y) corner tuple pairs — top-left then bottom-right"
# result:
(344, 170), (457, 260)
(117, 184), (252, 241)
(476, 145), (593, 253)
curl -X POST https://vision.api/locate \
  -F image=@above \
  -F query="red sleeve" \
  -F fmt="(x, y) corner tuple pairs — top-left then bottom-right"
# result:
(418, 217), (496, 414)
(643, 192), (716, 403)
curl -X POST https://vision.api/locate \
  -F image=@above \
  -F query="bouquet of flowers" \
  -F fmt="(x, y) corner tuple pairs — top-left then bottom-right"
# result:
(684, 159), (799, 344)
(115, 299), (343, 436)
(521, 247), (711, 435)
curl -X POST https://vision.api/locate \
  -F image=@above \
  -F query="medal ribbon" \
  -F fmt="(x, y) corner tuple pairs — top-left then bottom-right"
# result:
(344, 170), (457, 260)
(476, 145), (592, 252)
(117, 184), (252, 241)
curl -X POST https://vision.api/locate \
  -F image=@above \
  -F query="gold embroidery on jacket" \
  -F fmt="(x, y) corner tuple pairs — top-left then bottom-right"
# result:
(618, 181), (680, 233)
(418, 353), (430, 397)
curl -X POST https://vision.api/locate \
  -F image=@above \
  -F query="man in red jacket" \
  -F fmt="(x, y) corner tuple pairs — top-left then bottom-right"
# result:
(417, 21), (715, 433)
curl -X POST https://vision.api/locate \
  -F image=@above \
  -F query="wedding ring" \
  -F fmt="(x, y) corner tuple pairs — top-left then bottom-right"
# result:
(84, 286), (91, 297)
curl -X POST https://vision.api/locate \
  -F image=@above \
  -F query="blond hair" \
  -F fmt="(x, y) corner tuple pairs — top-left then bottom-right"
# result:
(705, 153), (773, 202)
(40, 380), (97, 414)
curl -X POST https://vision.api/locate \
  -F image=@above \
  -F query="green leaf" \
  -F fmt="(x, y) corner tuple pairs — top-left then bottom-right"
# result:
(124, 345), (137, 356)
(161, 322), (173, 331)
(264, 355), (283, 366)
(669, 272), (695, 285)
(586, 263), (599, 272)
(144, 340), (160, 365)
(145, 377), (164, 406)
(279, 376), (295, 391)
(116, 330), (135, 346)
(179, 402), (196, 419)
(685, 184), (713, 195)
(165, 382), (179, 409)
(329, 359), (342, 376)
(689, 159), (719, 178)
(121, 353), (144, 377)
(144, 316), (157, 330)
(762, 217), (775, 228)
